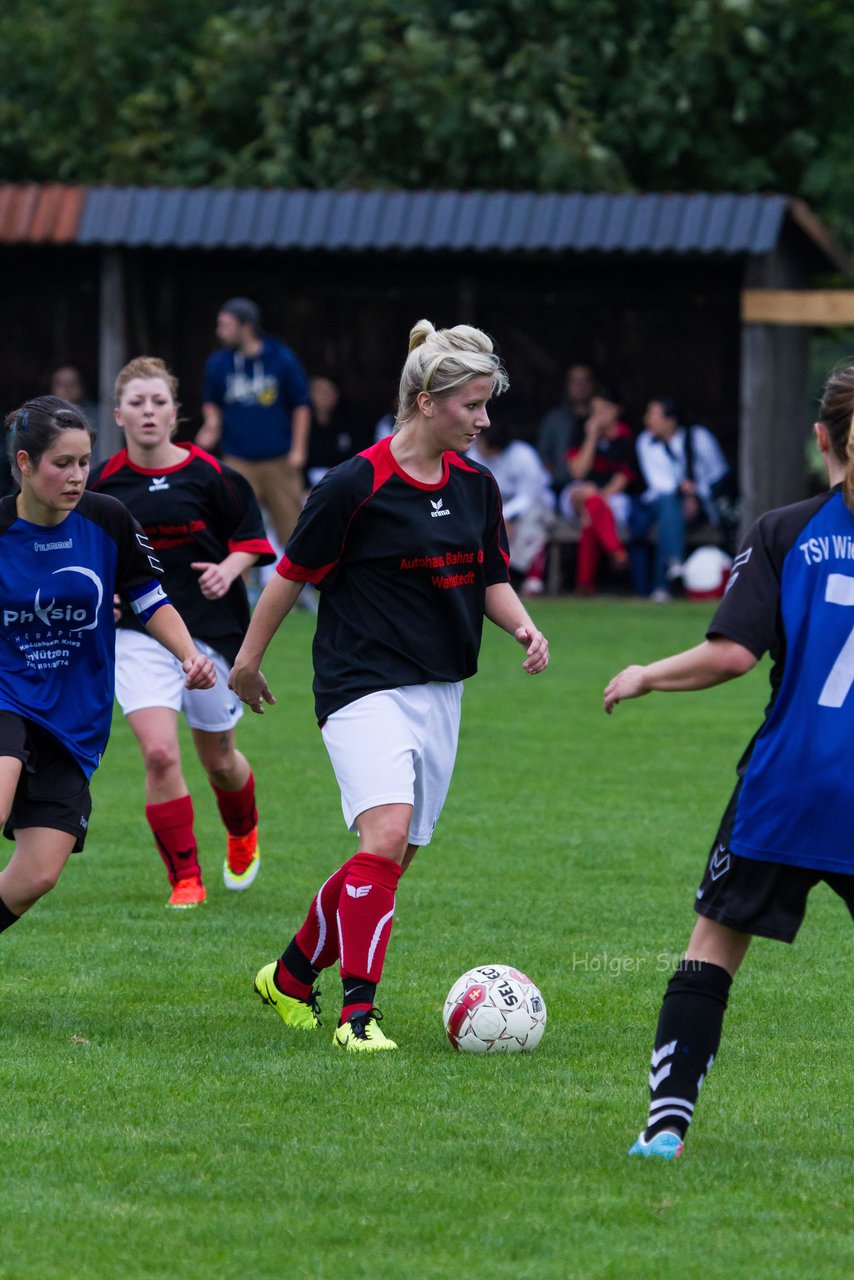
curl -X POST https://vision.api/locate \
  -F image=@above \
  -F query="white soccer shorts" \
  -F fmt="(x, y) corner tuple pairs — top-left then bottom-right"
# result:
(321, 682), (463, 846)
(114, 628), (243, 732)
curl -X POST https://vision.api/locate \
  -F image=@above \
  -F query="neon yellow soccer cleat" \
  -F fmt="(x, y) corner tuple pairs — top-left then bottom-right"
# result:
(333, 1008), (398, 1052)
(254, 962), (321, 1030)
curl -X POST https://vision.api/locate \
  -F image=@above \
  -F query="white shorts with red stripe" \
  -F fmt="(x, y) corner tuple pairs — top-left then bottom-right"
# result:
(321, 682), (463, 846)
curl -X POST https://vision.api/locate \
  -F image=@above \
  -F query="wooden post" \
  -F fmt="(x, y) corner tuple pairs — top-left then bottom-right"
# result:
(739, 265), (812, 532)
(98, 248), (126, 460)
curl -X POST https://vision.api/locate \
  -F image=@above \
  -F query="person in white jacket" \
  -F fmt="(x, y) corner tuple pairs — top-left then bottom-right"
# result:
(632, 396), (730, 601)
(468, 423), (555, 596)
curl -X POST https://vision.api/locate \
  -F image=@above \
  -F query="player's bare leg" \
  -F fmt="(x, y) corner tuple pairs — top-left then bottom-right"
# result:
(0, 828), (75, 917)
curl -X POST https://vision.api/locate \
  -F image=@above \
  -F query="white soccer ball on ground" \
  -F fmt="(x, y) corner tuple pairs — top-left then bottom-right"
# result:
(443, 964), (547, 1053)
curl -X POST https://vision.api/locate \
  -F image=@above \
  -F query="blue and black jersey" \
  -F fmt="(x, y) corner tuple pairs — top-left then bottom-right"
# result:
(277, 437), (511, 723)
(0, 491), (167, 777)
(708, 485), (854, 874)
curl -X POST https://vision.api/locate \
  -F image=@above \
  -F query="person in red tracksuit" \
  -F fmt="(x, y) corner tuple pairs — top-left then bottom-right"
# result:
(558, 383), (640, 595)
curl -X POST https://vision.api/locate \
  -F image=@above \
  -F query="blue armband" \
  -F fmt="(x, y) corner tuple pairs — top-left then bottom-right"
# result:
(126, 580), (169, 624)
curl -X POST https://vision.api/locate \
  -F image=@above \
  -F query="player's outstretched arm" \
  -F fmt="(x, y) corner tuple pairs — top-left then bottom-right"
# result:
(229, 574), (306, 713)
(144, 603), (217, 689)
(484, 582), (549, 674)
(604, 638), (756, 714)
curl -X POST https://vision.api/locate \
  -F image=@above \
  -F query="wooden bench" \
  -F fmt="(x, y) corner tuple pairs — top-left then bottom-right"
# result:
(545, 518), (723, 594)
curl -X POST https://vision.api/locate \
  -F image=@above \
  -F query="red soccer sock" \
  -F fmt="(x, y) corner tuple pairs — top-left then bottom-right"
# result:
(575, 524), (600, 590)
(337, 852), (402, 1002)
(211, 771), (258, 837)
(145, 795), (201, 886)
(584, 493), (624, 556)
(276, 855), (372, 1001)
(293, 860), (352, 972)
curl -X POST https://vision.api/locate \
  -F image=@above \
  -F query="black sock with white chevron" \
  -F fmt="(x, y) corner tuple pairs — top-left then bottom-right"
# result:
(644, 959), (733, 1140)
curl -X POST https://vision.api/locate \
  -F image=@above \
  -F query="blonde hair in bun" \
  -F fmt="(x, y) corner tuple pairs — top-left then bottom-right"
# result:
(396, 319), (508, 427)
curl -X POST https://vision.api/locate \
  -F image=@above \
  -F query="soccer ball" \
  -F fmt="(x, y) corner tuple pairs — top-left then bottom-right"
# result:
(681, 545), (732, 600)
(443, 964), (547, 1053)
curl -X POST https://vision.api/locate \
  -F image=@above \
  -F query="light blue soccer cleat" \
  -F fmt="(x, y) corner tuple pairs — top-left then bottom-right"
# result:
(629, 1130), (684, 1161)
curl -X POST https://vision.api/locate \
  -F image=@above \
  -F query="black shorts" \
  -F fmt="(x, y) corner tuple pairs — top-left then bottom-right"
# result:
(695, 782), (854, 943)
(0, 712), (92, 853)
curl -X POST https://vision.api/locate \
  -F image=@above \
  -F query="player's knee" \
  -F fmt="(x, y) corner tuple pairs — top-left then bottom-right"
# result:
(26, 865), (62, 903)
(142, 741), (181, 781)
(204, 760), (236, 789)
(366, 817), (410, 859)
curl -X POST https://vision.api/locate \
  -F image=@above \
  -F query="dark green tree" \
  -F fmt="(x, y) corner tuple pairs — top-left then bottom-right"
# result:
(4, 1), (854, 242)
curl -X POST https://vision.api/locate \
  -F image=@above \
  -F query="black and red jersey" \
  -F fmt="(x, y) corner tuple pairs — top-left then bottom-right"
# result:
(278, 437), (511, 722)
(568, 422), (640, 492)
(89, 444), (274, 663)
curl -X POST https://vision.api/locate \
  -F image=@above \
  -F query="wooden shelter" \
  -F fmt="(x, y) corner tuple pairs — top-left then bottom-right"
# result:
(0, 185), (848, 524)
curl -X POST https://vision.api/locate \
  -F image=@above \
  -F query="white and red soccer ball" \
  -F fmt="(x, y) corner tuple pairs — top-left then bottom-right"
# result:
(681, 545), (732, 600)
(443, 964), (547, 1053)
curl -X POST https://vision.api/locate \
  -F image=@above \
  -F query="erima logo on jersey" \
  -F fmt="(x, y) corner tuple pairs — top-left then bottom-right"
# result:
(3, 566), (104, 632)
(345, 884), (372, 898)
(148, 476), (169, 492)
(430, 498), (450, 518)
(33, 538), (73, 552)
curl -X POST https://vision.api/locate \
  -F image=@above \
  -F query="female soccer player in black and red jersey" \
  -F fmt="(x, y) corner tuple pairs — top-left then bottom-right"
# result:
(230, 320), (550, 1051)
(0, 396), (214, 940)
(89, 358), (275, 909)
(604, 363), (854, 1160)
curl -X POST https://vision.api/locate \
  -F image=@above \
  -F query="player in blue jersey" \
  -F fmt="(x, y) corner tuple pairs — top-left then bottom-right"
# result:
(230, 319), (549, 1052)
(90, 357), (276, 910)
(603, 363), (854, 1160)
(0, 396), (215, 942)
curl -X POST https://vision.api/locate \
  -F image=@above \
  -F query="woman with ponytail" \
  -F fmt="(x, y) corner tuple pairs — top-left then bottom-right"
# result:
(0, 397), (215, 948)
(89, 357), (276, 909)
(230, 320), (549, 1052)
(603, 363), (854, 1161)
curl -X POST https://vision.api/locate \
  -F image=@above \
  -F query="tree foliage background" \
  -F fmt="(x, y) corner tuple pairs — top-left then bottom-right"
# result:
(3, 0), (854, 243)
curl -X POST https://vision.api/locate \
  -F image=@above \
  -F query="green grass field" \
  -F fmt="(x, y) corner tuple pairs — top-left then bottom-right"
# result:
(1, 599), (851, 1280)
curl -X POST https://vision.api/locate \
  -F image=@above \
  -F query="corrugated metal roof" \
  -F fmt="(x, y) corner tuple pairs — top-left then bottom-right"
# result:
(75, 187), (801, 257)
(0, 184), (844, 266)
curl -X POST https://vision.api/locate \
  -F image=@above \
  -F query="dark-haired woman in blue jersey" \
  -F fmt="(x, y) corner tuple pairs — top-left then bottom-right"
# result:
(0, 397), (215, 943)
(604, 364), (854, 1160)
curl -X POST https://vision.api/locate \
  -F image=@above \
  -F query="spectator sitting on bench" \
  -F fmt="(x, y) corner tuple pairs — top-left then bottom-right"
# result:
(536, 361), (594, 494)
(557, 383), (638, 596)
(631, 396), (730, 602)
(468, 421), (555, 597)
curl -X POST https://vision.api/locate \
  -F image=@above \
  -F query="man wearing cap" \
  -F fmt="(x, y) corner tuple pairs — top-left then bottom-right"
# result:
(198, 298), (311, 553)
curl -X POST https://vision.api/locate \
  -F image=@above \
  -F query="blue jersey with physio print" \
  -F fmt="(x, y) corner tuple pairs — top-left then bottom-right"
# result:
(0, 492), (167, 778)
(707, 486), (854, 874)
